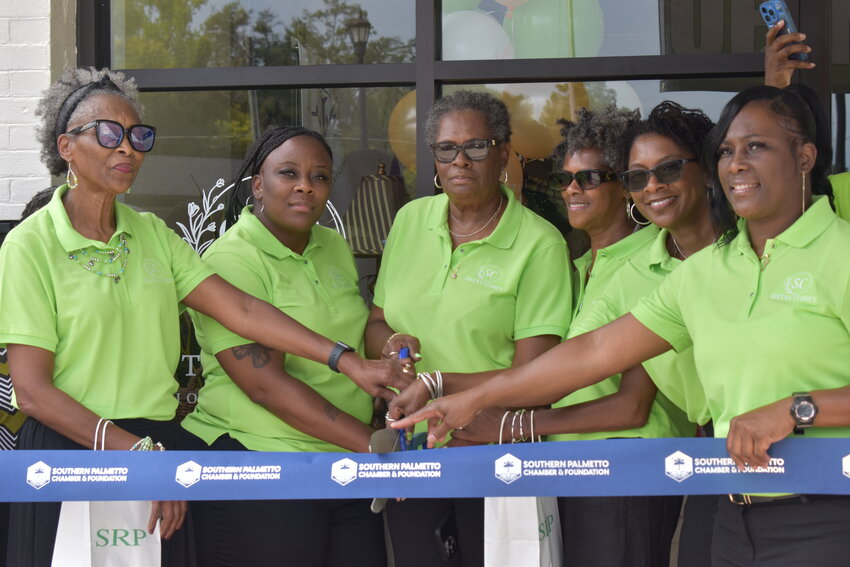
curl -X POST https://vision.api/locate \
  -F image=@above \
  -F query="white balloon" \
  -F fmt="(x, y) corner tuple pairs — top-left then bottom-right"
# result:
(442, 10), (515, 61)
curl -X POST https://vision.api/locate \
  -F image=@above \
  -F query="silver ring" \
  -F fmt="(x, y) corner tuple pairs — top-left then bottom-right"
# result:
(456, 426), (464, 431)
(388, 351), (398, 357)
(385, 412), (397, 423)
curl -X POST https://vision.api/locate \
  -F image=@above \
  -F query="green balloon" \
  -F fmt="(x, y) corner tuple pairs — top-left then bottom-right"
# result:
(503, 0), (604, 59)
(443, 0), (481, 15)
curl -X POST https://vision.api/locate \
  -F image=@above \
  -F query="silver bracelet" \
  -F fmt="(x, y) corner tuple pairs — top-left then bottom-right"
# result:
(417, 372), (437, 399)
(499, 410), (512, 445)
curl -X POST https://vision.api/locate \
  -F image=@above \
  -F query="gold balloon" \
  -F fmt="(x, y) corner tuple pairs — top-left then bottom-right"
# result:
(500, 82), (589, 159)
(504, 150), (523, 199)
(387, 90), (418, 171)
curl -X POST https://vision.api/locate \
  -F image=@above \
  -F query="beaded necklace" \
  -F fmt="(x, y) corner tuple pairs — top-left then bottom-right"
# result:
(68, 233), (130, 284)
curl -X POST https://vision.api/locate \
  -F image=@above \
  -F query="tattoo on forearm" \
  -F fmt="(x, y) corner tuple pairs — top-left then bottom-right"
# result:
(232, 344), (272, 368)
(324, 403), (340, 422)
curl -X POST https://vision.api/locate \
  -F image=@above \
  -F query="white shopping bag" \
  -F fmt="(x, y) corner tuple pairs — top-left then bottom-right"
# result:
(52, 500), (161, 567)
(484, 496), (564, 567)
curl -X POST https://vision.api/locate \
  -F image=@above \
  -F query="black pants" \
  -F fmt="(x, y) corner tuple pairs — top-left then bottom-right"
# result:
(675, 495), (718, 567)
(385, 498), (484, 567)
(184, 432), (386, 567)
(712, 494), (850, 566)
(7, 417), (194, 567)
(558, 495), (682, 567)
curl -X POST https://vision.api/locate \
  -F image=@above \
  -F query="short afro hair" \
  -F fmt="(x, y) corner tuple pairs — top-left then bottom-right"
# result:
(36, 67), (141, 176)
(551, 106), (640, 173)
(423, 90), (511, 147)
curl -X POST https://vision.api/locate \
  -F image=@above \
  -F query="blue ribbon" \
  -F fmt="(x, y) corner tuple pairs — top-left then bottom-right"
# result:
(2, 437), (850, 502)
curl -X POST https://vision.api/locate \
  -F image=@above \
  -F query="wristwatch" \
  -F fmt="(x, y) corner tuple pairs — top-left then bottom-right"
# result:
(790, 392), (818, 435)
(328, 341), (355, 373)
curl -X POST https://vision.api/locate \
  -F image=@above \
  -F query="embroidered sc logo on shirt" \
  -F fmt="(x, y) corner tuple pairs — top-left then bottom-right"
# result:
(143, 258), (174, 284)
(463, 264), (505, 291)
(770, 272), (816, 304)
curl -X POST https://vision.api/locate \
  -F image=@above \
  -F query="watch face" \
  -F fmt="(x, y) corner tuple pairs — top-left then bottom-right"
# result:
(794, 401), (816, 423)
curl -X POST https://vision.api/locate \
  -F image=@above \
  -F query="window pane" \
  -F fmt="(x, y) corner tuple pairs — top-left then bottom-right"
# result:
(441, 0), (765, 60)
(126, 86), (415, 234)
(112, 0), (414, 69)
(832, 0), (850, 172)
(440, 79), (761, 238)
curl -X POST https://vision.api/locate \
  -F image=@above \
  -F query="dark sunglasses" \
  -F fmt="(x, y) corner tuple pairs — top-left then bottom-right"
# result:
(552, 169), (619, 191)
(619, 158), (696, 192)
(431, 138), (497, 163)
(67, 119), (157, 153)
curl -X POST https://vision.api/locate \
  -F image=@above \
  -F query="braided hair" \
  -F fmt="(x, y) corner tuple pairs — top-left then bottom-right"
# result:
(35, 68), (140, 176)
(225, 126), (333, 227)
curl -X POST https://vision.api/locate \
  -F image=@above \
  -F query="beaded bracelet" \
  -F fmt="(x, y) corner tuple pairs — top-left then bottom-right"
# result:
(385, 332), (404, 347)
(130, 436), (166, 451)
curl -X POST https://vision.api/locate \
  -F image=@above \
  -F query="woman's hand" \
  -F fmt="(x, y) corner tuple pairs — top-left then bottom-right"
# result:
(725, 397), (795, 470)
(149, 500), (187, 540)
(383, 333), (422, 362)
(387, 378), (432, 421)
(339, 356), (413, 402)
(450, 407), (508, 444)
(391, 391), (483, 447)
(764, 20), (815, 88)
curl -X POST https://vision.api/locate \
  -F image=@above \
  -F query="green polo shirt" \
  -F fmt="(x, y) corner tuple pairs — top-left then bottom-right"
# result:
(549, 226), (694, 441)
(0, 184), (213, 420)
(571, 225), (658, 319)
(182, 209), (372, 453)
(374, 185), (571, 374)
(830, 172), (850, 222)
(632, 197), (850, 439)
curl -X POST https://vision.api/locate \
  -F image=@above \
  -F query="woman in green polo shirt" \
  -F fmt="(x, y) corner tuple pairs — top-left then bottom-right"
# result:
(0, 68), (407, 567)
(368, 90), (572, 567)
(181, 126), (386, 567)
(455, 102), (722, 567)
(395, 85), (850, 566)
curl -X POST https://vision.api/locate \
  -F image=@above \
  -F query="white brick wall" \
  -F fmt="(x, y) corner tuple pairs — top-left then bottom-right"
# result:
(0, 1), (52, 221)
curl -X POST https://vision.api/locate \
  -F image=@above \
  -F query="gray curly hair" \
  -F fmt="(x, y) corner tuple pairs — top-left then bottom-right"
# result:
(423, 90), (511, 147)
(36, 67), (141, 176)
(551, 106), (640, 173)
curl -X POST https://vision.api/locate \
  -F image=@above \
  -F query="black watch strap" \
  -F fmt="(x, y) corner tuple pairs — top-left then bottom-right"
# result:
(328, 341), (355, 373)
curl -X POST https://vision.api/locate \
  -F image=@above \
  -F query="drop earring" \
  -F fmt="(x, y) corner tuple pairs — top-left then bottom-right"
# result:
(66, 165), (78, 189)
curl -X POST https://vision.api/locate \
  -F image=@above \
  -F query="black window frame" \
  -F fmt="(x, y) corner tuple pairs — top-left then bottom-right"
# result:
(77, 0), (834, 196)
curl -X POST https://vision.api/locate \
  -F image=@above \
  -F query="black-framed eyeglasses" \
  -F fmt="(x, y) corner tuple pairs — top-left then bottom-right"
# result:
(66, 119), (157, 153)
(430, 138), (497, 163)
(619, 158), (697, 192)
(551, 169), (619, 191)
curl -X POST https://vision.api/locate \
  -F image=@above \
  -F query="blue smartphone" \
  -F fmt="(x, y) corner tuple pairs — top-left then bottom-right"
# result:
(398, 347), (410, 359)
(758, 0), (808, 61)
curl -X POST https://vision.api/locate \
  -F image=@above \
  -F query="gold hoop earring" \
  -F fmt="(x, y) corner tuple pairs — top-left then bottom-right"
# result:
(801, 170), (806, 215)
(66, 165), (78, 189)
(501, 169), (508, 185)
(434, 173), (442, 189)
(627, 200), (650, 226)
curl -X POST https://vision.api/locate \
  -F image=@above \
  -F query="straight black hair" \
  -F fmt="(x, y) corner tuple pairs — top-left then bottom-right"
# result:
(704, 84), (834, 245)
